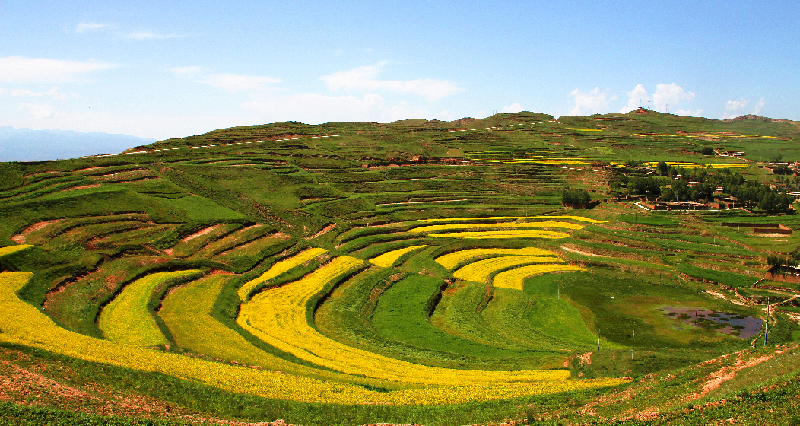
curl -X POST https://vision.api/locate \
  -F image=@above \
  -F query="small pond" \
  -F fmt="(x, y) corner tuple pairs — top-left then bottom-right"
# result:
(661, 307), (764, 339)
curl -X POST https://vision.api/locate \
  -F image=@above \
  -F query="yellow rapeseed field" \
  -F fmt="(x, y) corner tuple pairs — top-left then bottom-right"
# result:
(420, 215), (606, 224)
(453, 255), (563, 283)
(369, 245), (427, 268)
(411, 220), (584, 234)
(644, 161), (748, 169)
(494, 264), (586, 290)
(427, 229), (572, 239)
(436, 247), (558, 270)
(0, 266), (627, 404)
(238, 256), (572, 385)
(0, 244), (32, 257)
(238, 247), (328, 301)
(98, 270), (202, 347)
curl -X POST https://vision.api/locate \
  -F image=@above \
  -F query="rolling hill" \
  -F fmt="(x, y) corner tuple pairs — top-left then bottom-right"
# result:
(1, 110), (799, 425)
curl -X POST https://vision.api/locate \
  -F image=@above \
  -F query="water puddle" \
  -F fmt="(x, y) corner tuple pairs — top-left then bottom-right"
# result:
(661, 307), (763, 339)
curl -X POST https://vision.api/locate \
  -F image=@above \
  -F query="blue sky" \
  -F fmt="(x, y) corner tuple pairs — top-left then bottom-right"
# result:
(2, 0), (799, 140)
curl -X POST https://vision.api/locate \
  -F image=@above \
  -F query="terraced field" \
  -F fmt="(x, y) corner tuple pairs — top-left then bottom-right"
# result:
(1, 112), (800, 425)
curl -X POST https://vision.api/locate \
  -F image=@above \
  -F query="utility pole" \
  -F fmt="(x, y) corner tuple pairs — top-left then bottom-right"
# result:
(765, 297), (770, 346)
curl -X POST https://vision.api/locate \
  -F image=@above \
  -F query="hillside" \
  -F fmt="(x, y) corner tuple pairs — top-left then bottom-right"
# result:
(1, 110), (800, 425)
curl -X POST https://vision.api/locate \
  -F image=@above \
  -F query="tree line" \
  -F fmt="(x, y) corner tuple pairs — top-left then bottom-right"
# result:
(612, 165), (795, 214)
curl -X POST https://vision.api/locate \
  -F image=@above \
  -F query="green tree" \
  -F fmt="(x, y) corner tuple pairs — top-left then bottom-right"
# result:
(657, 161), (669, 176)
(562, 188), (591, 208)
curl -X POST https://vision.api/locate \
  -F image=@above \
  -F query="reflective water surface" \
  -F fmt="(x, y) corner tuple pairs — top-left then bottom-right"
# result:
(661, 307), (764, 339)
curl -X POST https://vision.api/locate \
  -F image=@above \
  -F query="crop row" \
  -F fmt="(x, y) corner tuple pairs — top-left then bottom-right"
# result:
(453, 255), (564, 283)
(237, 255), (573, 386)
(368, 245), (427, 268)
(435, 247), (557, 270)
(419, 215), (607, 224)
(0, 269), (628, 404)
(427, 229), (572, 239)
(0, 244), (32, 258)
(98, 270), (203, 347)
(494, 264), (585, 290)
(410, 220), (586, 234)
(237, 248), (328, 301)
(159, 274), (357, 381)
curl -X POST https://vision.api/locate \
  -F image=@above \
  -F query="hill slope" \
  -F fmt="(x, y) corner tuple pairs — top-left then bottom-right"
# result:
(1, 111), (799, 425)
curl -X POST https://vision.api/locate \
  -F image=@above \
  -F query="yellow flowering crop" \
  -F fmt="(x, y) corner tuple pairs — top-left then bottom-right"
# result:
(369, 245), (427, 268)
(98, 270), (202, 347)
(529, 215), (607, 224)
(453, 256), (563, 283)
(436, 247), (558, 270)
(0, 244), (32, 257)
(0, 271), (628, 405)
(238, 247), (328, 301)
(504, 159), (589, 165)
(427, 229), (572, 239)
(420, 216), (606, 224)
(494, 264), (585, 290)
(411, 221), (584, 234)
(159, 274), (360, 382)
(238, 256), (570, 386)
(644, 161), (748, 169)
(706, 163), (749, 168)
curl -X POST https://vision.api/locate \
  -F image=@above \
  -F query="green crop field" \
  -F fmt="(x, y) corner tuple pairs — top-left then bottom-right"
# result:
(1, 110), (800, 425)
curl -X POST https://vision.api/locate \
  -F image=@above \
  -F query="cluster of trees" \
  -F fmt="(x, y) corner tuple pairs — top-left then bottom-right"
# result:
(561, 188), (591, 208)
(612, 166), (796, 213)
(767, 253), (800, 269)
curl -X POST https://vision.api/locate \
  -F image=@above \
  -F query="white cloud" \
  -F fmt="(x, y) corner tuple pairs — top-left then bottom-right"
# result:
(722, 97), (749, 119)
(754, 97), (766, 115)
(725, 98), (749, 111)
(76, 23), (113, 33)
(502, 102), (523, 113)
(675, 109), (704, 116)
(721, 97), (767, 119)
(652, 83), (694, 112)
(620, 84), (649, 113)
(0, 56), (116, 84)
(1, 86), (66, 101)
(18, 102), (55, 120)
(321, 62), (462, 101)
(171, 67), (281, 92)
(568, 87), (615, 116)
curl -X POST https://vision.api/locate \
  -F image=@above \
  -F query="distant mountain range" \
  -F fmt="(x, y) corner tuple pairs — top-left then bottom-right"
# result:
(0, 127), (156, 162)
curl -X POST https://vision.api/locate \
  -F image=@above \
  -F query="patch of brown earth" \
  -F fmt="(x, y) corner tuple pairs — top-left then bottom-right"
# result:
(182, 225), (221, 242)
(59, 183), (102, 193)
(306, 223), (337, 240)
(560, 245), (601, 257)
(11, 219), (64, 244)
(686, 350), (775, 401)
